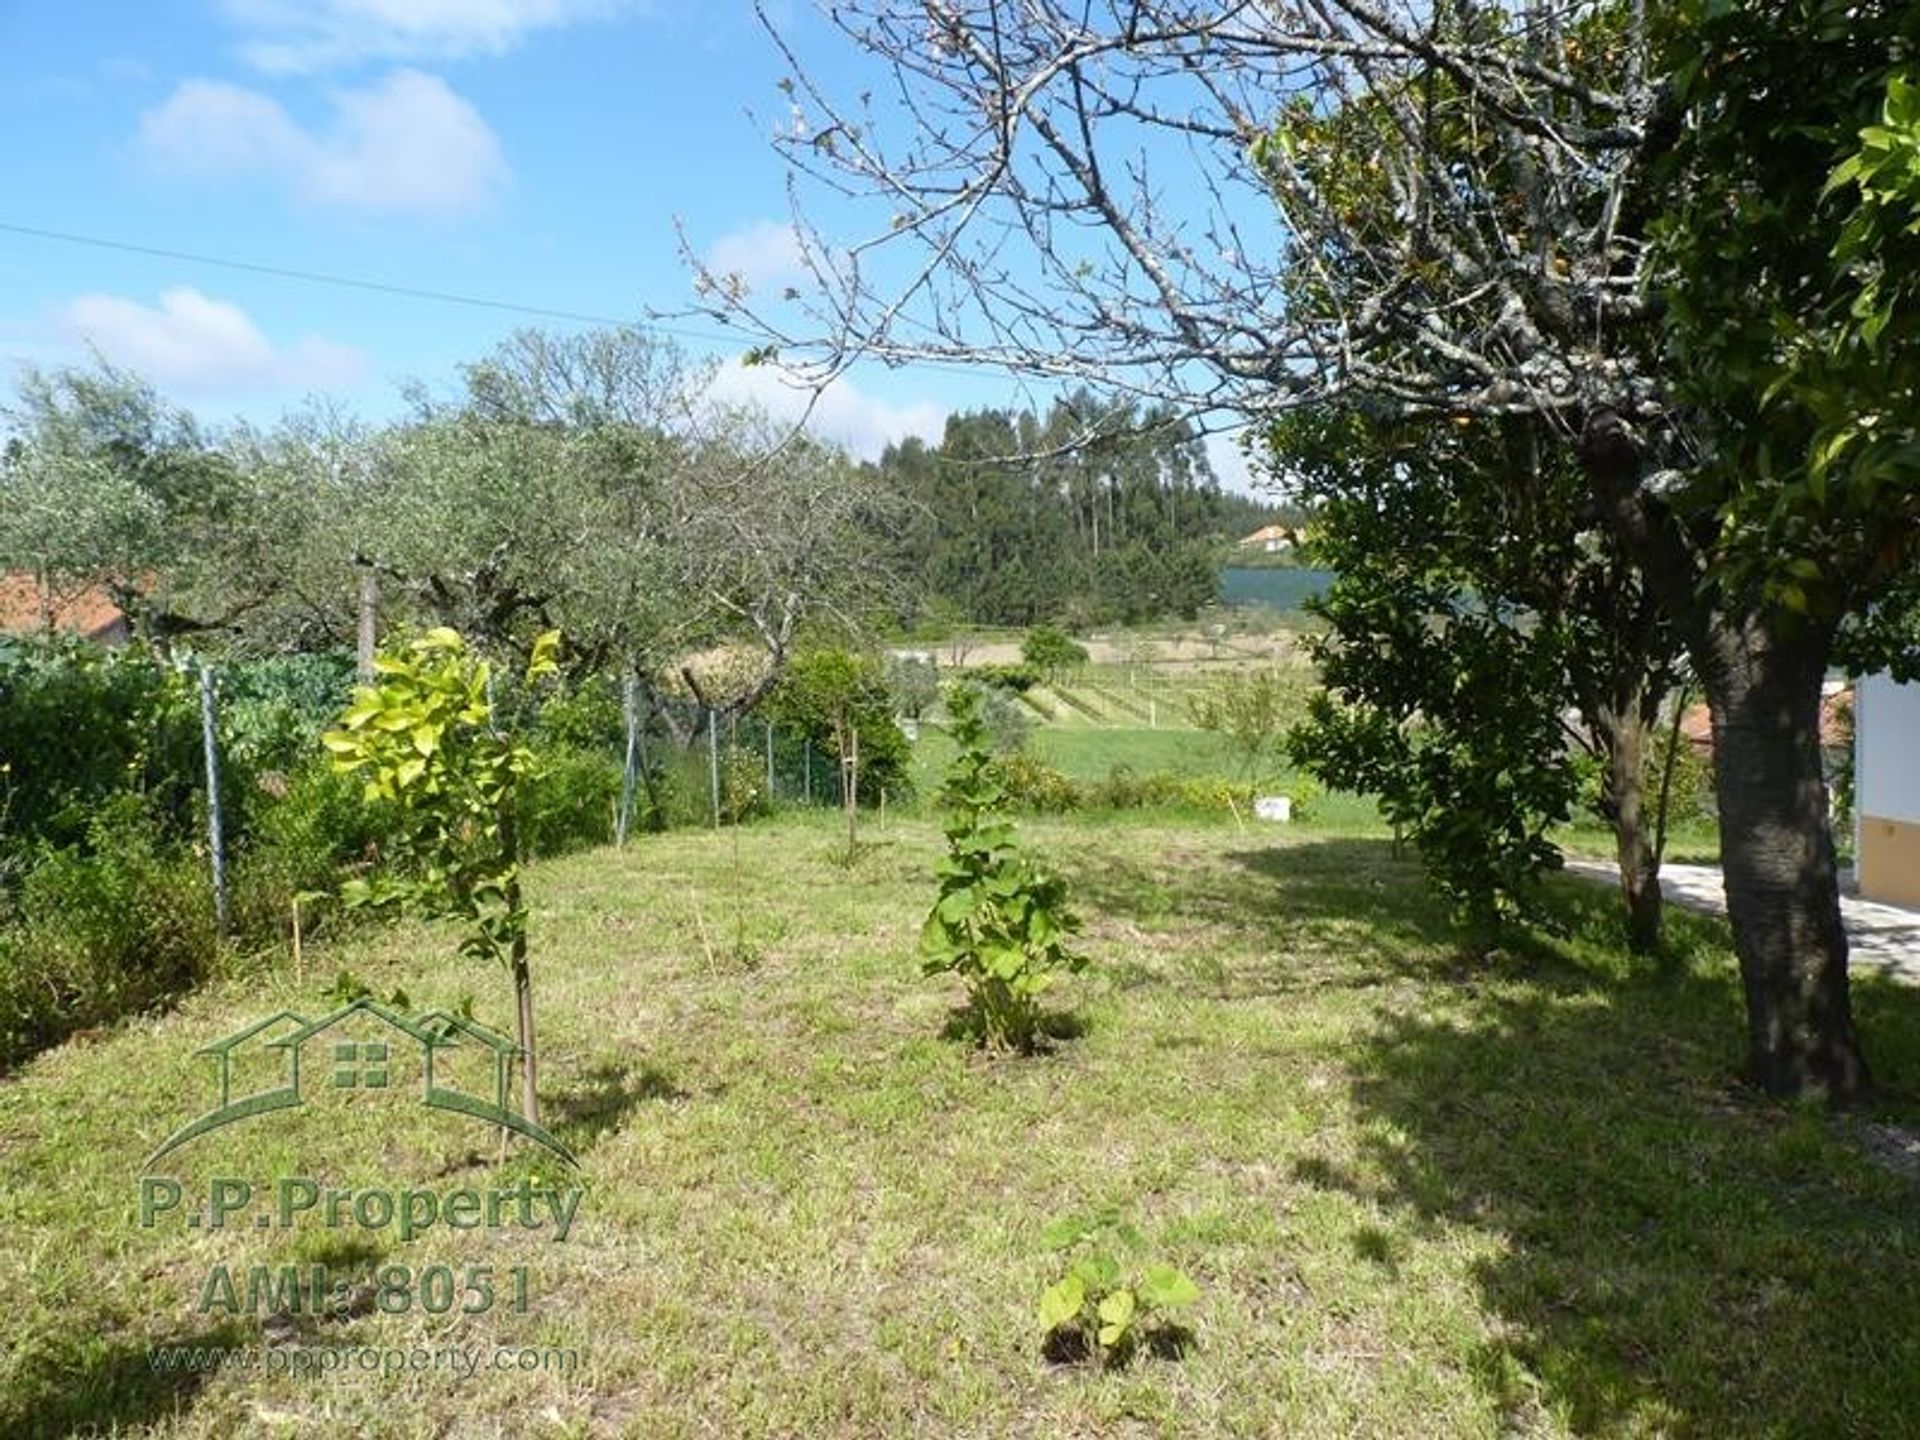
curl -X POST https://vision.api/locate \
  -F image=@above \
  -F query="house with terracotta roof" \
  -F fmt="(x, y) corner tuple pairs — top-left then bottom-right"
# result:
(0, 573), (131, 646)
(1676, 683), (1853, 758)
(1236, 523), (1295, 554)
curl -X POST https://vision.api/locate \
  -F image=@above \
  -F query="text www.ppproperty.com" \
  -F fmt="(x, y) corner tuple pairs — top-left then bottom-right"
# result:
(148, 1342), (581, 1380)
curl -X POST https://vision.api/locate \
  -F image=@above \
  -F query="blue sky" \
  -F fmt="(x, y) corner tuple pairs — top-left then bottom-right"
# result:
(0, 2), (1253, 485)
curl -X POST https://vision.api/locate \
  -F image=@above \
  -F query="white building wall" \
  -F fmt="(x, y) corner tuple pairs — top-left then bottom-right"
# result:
(1858, 672), (1920, 825)
(1856, 671), (1920, 907)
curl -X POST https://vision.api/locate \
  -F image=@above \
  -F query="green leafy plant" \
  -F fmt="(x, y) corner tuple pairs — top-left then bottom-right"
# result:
(764, 648), (908, 852)
(321, 626), (559, 1125)
(1020, 625), (1089, 684)
(920, 684), (1085, 1050)
(1037, 1210), (1200, 1366)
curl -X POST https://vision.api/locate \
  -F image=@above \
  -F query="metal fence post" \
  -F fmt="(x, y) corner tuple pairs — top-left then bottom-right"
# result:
(198, 660), (229, 938)
(617, 671), (639, 848)
(708, 707), (721, 828)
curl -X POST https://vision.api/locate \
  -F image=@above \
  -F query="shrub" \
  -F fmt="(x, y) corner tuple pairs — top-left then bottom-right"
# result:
(219, 651), (357, 779)
(995, 754), (1082, 813)
(921, 685), (1086, 1050)
(979, 687), (1033, 754)
(1087, 764), (1185, 810)
(228, 760), (393, 943)
(963, 662), (1041, 693)
(520, 747), (622, 857)
(532, 672), (626, 752)
(0, 638), (201, 859)
(1022, 625), (1090, 682)
(0, 797), (220, 1070)
(1170, 776), (1258, 815)
(765, 650), (913, 806)
(883, 654), (939, 720)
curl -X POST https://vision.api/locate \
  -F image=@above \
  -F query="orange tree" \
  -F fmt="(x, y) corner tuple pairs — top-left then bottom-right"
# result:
(323, 627), (560, 1124)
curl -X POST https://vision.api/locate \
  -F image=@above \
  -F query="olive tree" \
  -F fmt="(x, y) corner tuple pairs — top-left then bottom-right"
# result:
(0, 363), (267, 651)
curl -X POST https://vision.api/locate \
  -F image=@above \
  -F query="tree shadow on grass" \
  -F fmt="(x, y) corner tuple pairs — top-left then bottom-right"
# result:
(1322, 888), (1920, 1434)
(1063, 836), (1505, 998)
(548, 1060), (686, 1151)
(1076, 832), (1920, 1428)
(1, 1319), (245, 1439)
(1065, 836), (1442, 938)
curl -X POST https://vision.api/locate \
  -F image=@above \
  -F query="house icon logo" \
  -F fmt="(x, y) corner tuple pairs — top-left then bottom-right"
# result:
(147, 997), (577, 1168)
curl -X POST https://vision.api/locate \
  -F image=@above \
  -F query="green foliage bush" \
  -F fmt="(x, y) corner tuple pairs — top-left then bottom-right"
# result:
(219, 651), (357, 779)
(519, 747), (621, 856)
(995, 754), (1082, 813)
(961, 662), (1041, 693)
(1085, 764), (1185, 810)
(989, 757), (1260, 820)
(1022, 625), (1090, 680)
(883, 654), (939, 719)
(1288, 610), (1580, 933)
(228, 760), (393, 943)
(532, 672), (626, 752)
(0, 638), (201, 858)
(921, 686), (1085, 1050)
(765, 650), (912, 805)
(978, 687), (1033, 754)
(0, 797), (220, 1070)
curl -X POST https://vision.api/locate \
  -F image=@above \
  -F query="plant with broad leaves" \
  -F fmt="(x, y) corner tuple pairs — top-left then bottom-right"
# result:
(1036, 1210), (1199, 1366)
(321, 626), (560, 1125)
(920, 684), (1084, 1050)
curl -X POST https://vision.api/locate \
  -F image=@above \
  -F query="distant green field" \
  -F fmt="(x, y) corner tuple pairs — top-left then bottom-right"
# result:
(901, 723), (1381, 829)
(1031, 726), (1237, 779)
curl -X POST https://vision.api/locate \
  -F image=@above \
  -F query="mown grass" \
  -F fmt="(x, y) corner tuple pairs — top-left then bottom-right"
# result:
(1031, 726), (1237, 779)
(3, 811), (1918, 1436)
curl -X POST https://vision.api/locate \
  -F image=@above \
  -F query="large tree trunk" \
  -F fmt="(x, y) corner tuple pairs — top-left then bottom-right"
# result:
(1579, 411), (1868, 1100)
(1697, 618), (1867, 1100)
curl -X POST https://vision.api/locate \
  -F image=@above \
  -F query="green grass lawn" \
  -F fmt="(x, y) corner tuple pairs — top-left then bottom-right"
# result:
(1030, 726), (1237, 779)
(5, 811), (1919, 1436)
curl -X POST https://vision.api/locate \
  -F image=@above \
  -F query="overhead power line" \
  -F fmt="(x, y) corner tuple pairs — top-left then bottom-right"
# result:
(0, 218), (744, 343)
(0, 217), (1050, 388)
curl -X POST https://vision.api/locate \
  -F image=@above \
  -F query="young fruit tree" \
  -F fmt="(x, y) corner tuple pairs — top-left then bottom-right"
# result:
(765, 647), (901, 852)
(323, 628), (561, 1126)
(921, 684), (1085, 1050)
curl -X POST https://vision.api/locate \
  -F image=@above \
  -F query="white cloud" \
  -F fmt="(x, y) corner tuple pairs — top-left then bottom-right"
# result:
(58, 288), (365, 394)
(139, 70), (505, 215)
(704, 221), (807, 297)
(223, 0), (624, 74)
(707, 357), (946, 462)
